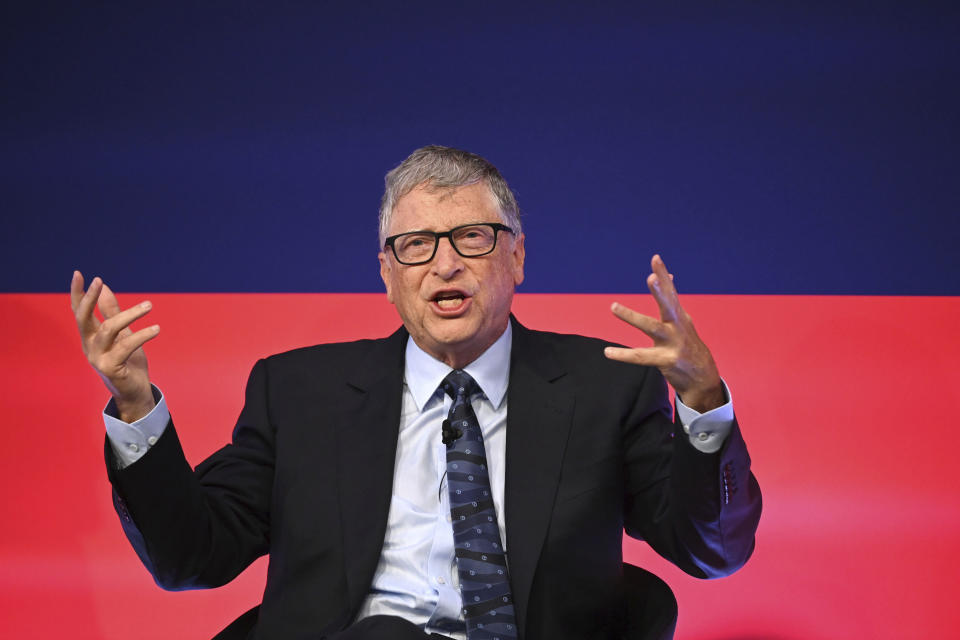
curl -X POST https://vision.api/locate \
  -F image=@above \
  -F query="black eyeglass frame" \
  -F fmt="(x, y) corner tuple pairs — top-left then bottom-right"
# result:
(383, 222), (515, 266)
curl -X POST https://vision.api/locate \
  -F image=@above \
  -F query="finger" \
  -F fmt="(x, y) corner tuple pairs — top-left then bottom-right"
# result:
(603, 345), (675, 368)
(646, 271), (677, 323)
(97, 284), (149, 339)
(648, 254), (680, 322)
(75, 276), (104, 336)
(110, 324), (161, 363)
(95, 300), (154, 349)
(70, 271), (85, 313)
(651, 254), (680, 301)
(610, 302), (669, 341)
(97, 283), (123, 318)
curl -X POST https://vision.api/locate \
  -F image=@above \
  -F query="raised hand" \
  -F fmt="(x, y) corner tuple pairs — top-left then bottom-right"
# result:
(70, 271), (159, 422)
(604, 255), (725, 413)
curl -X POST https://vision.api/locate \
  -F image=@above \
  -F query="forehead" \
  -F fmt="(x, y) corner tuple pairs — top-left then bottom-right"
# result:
(390, 182), (503, 233)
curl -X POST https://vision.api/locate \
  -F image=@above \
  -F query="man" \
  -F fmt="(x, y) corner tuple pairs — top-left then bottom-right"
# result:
(71, 146), (761, 639)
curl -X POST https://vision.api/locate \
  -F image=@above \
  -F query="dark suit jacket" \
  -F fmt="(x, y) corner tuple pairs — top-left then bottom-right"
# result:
(107, 318), (761, 639)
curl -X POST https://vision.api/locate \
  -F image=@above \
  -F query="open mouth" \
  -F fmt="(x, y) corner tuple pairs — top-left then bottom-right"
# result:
(431, 290), (471, 313)
(435, 293), (465, 309)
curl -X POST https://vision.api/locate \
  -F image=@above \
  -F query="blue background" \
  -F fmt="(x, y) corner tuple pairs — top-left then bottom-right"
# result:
(3, 2), (957, 294)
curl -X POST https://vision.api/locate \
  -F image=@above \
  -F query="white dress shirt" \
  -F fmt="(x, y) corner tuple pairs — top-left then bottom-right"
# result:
(354, 323), (514, 637)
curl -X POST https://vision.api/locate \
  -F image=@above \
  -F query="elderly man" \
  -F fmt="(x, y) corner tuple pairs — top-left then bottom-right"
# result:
(71, 146), (760, 640)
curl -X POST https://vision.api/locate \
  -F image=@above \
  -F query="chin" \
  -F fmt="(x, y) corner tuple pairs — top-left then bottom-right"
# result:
(418, 317), (486, 355)
(427, 321), (479, 347)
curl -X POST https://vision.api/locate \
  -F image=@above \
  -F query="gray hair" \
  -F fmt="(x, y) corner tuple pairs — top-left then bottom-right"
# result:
(378, 145), (521, 245)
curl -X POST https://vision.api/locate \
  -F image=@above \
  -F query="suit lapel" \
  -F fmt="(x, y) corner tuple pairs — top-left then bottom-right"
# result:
(504, 319), (574, 633)
(335, 327), (408, 614)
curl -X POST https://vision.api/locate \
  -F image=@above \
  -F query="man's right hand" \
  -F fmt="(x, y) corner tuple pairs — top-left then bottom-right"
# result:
(70, 271), (160, 423)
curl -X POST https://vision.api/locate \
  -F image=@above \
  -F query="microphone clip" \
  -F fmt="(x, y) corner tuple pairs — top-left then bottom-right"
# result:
(441, 419), (463, 446)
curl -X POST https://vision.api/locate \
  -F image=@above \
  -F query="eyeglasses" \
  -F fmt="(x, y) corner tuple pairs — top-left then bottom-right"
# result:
(384, 223), (514, 266)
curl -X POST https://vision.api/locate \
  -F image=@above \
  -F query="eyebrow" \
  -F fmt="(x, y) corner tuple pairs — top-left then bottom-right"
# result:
(392, 222), (502, 234)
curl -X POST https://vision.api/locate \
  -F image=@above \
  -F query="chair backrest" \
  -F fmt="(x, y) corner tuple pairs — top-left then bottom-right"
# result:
(211, 567), (676, 640)
(622, 563), (678, 640)
(211, 605), (259, 640)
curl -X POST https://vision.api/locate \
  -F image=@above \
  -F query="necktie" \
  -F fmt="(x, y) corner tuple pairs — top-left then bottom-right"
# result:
(441, 370), (517, 640)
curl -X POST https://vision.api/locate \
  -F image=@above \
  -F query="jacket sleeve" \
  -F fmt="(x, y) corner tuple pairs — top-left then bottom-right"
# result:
(105, 358), (275, 590)
(621, 365), (762, 578)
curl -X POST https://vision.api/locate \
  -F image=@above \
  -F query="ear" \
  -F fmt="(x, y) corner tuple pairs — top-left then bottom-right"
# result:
(511, 233), (525, 286)
(379, 251), (395, 304)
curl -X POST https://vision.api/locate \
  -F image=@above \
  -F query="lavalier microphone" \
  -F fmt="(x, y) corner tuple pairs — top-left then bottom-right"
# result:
(441, 419), (463, 445)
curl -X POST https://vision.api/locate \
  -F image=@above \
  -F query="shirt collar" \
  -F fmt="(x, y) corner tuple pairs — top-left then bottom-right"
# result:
(404, 322), (512, 412)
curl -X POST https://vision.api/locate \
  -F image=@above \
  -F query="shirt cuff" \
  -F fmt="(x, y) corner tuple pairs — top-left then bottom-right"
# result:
(103, 386), (170, 469)
(675, 380), (734, 454)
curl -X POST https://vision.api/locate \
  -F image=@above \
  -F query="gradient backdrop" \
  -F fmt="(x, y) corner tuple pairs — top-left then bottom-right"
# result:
(2, 3), (958, 639)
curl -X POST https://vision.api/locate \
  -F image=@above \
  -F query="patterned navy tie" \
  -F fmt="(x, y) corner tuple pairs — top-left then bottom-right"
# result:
(441, 370), (517, 640)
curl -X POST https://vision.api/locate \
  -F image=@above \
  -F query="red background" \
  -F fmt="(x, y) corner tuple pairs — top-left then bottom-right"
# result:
(2, 293), (958, 638)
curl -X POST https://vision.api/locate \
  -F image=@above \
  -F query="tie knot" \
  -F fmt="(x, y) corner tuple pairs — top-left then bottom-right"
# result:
(441, 369), (480, 400)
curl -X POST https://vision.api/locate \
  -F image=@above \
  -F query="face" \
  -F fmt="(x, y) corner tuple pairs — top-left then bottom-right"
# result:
(379, 181), (525, 368)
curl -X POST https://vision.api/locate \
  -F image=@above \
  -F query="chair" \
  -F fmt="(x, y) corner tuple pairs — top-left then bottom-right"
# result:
(211, 565), (677, 639)
(211, 605), (259, 640)
(622, 562), (678, 640)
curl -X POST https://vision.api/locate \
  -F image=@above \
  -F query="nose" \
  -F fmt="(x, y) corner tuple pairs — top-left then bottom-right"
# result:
(431, 236), (465, 279)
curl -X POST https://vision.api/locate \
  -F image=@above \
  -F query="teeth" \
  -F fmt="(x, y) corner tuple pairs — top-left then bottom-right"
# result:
(436, 297), (464, 309)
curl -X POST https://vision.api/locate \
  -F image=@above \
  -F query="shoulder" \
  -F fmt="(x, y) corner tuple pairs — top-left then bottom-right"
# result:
(519, 326), (613, 359)
(518, 324), (615, 349)
(511, 322), (669, 414)
(512, 321), (654, 384)
(253, 327), (407, 379)
(266, 336), (391, 364)
(513, 321), (623, 363)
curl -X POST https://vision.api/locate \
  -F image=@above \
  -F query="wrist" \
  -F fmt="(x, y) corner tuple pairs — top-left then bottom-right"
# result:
(114, 393), (156, 423)
(678, 383), (725, 413)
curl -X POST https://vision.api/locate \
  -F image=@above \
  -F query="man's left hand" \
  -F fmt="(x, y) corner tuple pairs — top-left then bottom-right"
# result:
(604, 254), (725, 413)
